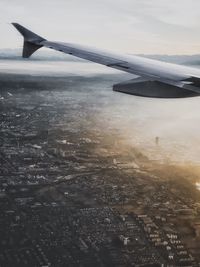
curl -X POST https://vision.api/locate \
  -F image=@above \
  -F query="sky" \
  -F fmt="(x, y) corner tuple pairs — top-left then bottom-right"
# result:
(1, 0), (200, 54)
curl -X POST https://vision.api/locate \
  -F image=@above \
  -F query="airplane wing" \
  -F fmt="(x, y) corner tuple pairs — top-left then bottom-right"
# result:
(12, 23), (200, 98)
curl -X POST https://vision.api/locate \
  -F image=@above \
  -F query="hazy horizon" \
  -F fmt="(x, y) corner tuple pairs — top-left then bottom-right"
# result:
(2, 48), (200, 66)
(1, 59), (200, 164)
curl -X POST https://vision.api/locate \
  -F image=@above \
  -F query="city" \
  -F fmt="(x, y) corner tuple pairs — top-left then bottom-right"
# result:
(0, 73), (200, 266)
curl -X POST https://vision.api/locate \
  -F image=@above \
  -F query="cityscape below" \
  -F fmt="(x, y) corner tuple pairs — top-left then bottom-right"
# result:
(1, 60), (200, 266)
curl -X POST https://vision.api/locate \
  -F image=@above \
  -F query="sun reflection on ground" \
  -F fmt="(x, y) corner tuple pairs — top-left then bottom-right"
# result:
(196, 182), (200, 190)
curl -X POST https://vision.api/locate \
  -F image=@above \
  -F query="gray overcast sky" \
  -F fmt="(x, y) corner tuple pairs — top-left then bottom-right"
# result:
(1, 0), (200, 54)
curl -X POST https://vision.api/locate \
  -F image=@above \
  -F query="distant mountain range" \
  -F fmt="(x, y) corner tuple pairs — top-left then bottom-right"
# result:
(1, 49), (200, 66)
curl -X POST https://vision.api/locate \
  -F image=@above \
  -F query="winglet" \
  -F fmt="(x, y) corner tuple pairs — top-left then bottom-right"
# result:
(12, 23), (46, 58)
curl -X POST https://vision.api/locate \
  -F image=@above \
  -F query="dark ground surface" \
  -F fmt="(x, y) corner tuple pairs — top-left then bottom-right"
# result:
(0, 73), (200, 266)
